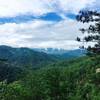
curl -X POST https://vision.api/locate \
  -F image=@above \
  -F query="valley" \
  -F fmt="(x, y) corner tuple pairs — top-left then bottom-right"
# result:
(0, 45), (99, 100)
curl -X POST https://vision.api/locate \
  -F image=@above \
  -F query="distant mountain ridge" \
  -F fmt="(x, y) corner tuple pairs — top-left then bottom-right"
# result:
(0, 45), (56, 68)
(61, 49), (86, 59)
(33, 48), (67, 55)
(0, 45), (86, 69)
(33, 48), (86, 58)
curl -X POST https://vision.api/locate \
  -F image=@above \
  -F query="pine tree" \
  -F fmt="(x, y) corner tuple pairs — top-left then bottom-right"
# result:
(76, 10), (100, 56)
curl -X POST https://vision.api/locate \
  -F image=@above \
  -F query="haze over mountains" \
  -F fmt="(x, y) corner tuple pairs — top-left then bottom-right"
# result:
(0, 45), (86, 68)
(33, 48), (86, 58)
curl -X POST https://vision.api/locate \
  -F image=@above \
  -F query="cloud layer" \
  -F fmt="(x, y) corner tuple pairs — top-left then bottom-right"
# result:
(0, 0), (99, 49)
(0, 19), (89, 49)
(0, 0), (95, 17)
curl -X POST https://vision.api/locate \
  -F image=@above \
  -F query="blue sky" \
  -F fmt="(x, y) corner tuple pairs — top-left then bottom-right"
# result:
(0, 12), (63, 24)
(0, 0), (99, 49)
(0, 12), (76, 24)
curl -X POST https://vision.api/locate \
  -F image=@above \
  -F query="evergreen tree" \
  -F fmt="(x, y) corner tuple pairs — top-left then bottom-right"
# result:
(76, 10), (100, 56)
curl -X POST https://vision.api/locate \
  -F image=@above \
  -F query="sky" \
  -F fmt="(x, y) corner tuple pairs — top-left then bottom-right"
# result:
(0, 0), (99, 50)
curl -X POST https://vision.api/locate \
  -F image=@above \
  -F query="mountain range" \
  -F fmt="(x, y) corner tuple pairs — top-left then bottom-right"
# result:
(33, 48), (86, 58)
(0, 45), (86, 82)
(0, 45), (86, 69)
(0, 45), (56, 68)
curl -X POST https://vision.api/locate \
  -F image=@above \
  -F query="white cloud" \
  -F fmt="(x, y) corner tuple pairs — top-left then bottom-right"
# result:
(0, 0), (51, 17)
(0, 18), (89, 49)
(88, 0), (100, 11)
(0, 0), (98, 49)
(0, 0), (96, 17)
(49, 0), (95, 13)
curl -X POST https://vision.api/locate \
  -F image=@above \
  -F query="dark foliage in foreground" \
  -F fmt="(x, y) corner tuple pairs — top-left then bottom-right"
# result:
(0, 56), (100, 100)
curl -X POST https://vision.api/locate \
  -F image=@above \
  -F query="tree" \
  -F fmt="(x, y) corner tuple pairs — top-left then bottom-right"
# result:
(76, 10), (100, 56)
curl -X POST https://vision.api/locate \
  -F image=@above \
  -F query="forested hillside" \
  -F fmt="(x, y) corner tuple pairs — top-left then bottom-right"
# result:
(0, 60), (23, 83)
(0, 56), (100, 100)
(0, 46), (57, 68)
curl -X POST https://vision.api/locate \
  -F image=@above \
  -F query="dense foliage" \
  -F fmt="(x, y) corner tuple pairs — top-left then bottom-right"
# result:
(0, 56), (100, 100)
(0, 60), (24, 83)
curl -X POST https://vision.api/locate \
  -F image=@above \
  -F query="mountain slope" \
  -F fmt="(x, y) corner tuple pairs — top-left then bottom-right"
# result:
(0, 45), (57, 68)
(1, 56), (100, 100)
(0, 60), (23, 83)
(60, 49), (86, 59)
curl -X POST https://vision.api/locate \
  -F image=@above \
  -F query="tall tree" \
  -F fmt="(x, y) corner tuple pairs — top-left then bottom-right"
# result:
(76, 10), (100, 56)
